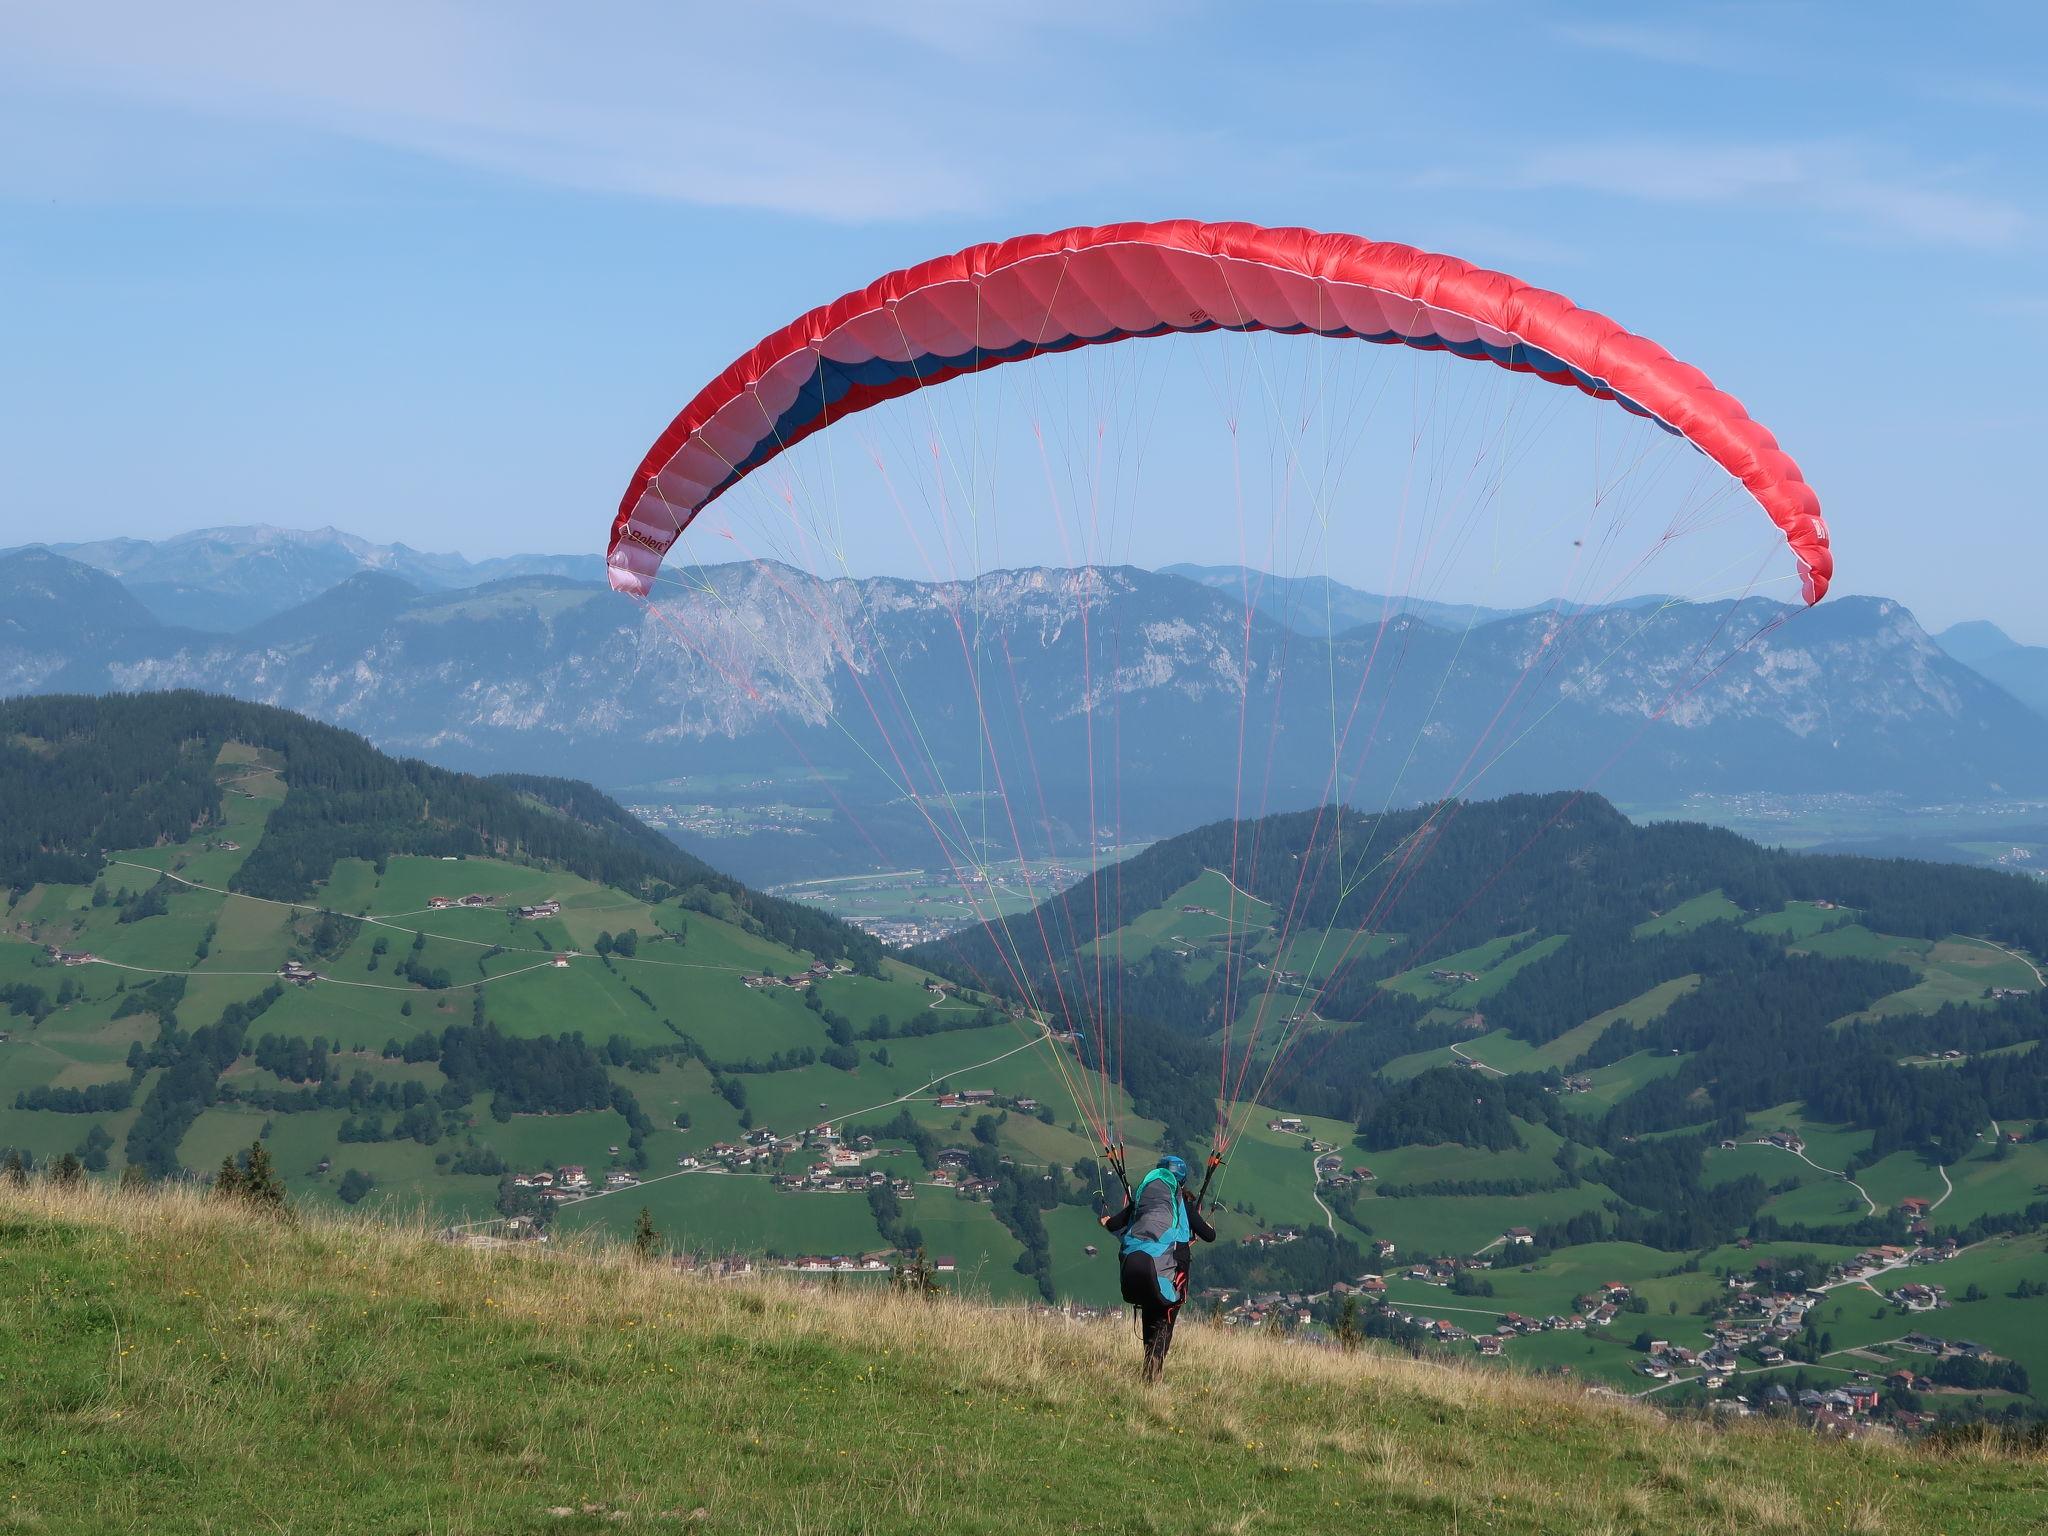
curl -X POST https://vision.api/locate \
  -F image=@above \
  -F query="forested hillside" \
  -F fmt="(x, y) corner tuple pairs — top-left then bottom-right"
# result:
(0, 695), (1177, 1318)
(7, 696), (2048, 1420)
(0, 691), (873, 964)
(914, 792), (2048, 1424)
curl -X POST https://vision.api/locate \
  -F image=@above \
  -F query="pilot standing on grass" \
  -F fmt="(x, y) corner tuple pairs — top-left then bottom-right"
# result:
(1101, 1154), (1216, 1382)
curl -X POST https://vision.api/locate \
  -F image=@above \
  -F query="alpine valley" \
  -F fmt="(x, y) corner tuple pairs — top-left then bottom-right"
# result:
(6, 528), (2048, 893)
(4, 689), (2047, 1428)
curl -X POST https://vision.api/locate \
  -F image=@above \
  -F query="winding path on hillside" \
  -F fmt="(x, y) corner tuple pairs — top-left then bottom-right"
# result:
(1959, 935), (2045, 988)
(1754, 1138), (1877, 1217)
(85, 952), (564, 995)
(1930, 1162), (1954, 1212)
(1309, 1162), (1335, 1232)
(107, 858), (762, 976)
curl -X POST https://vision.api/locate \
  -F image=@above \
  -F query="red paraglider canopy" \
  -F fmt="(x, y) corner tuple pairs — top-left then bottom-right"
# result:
(609, 220), (1828, 603)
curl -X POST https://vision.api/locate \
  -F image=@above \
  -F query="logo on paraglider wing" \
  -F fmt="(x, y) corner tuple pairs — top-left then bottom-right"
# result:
(623, 526), (675, 556)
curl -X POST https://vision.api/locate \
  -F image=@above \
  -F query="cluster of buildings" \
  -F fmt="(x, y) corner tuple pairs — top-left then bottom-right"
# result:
(741, 960), (851, 991)
(426, 893), (496, 909)
(514, 900), (561, 920)
(775, 1252), (962, 1277)
(689, 1123), (834, 1172)
(842, 915), (966, 948)
(1237, 1226), (1304, 1252)
(672, 1117), (1054, 1205)
(44, 945), (97, 966)
(1314, 1152), (1377, 1185)
(929, 1089), (999, 1114)
(628, 802), (823, 840)
(508, 1163), (644, 1203)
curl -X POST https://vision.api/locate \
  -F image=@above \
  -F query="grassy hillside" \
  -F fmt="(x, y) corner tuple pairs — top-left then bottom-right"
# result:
(8, 697), (2048, 1425)
(6, 1180), (2042, 1536)
(5, 700), (1338, 1316)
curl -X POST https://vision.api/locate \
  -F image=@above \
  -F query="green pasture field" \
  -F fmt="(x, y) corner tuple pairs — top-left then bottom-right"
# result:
(1855, 1149), (1950, 1211)
(1381, 1239), (1692, 1331)
(1743, 900), (1857, 940)
(1348, 1182), (1623, 1257)
(0, 1089), (147, 1168)
(1086, 870), (1276, 964)
(1930, 1138), (2048, 1227)
(1704, 1141), (1819, 1190)
(557, 1167), (892, 1259)
(889, 1198), (1035, 1298)
(1744, 1103), (1874, 1172)
(1274, 927), (1401, 979)
(1633, 890), (1741, 936)
(1203, 1110), (1347, 1234)
(1557, 1048), (1689, 1111)
(1863, 937), (2044, 1018)
(1438, 934), (1569, 1009)
(1381, 931), (1535, 1000)
(1868, 1235), (2048, 1386)
(1490, 1327), (1657, 1390)
(1759, 1178), (1876, 1227)
(1042, 1201), (1124, 1306)
(478, 1108), (639, 1176)
(1347, 1116), (1570, 1193)
(1445, 974), (1703, 1079)
(733, 1022), (1025, 1131)
(1797, 923), (1925, 966)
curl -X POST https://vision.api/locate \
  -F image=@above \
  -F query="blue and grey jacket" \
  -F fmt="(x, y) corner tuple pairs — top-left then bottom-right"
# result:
(1105, 1166), (1217, 1305)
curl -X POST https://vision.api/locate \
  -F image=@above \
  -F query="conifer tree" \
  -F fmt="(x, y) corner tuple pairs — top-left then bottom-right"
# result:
(241, 1140), (287, 1211)
(1334, 1294), (1363, 1353)
(215, 1153), (244, 1199)
(51, 1152), (84, 1188)
(633, 1206), (659, 1259)
(2, 1148), (27, 1186)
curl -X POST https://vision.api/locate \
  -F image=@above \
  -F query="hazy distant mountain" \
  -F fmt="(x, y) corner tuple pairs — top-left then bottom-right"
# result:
(10, 524), (606, 631)
(1160, 562), (1669, 638)
(0, 549), (188, 694)
(1160, 561), (1518, 634)
(1936, 620), (2048, 719)
(6, 545), (2046, 886)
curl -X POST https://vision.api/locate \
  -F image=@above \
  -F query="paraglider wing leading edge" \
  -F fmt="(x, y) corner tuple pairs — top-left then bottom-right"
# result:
(608, 220), (1828, 604)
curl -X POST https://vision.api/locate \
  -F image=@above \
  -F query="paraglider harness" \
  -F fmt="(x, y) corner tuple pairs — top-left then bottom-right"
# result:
(1104, 1147), (1221, 1365)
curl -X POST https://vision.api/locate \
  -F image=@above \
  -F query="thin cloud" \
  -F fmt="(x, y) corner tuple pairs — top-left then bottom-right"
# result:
(0, 2), (1162, 220)
(1509, 140), (2025, 248)
(1917, 74), (2048, 114)
(1553, 22), (1745, 69)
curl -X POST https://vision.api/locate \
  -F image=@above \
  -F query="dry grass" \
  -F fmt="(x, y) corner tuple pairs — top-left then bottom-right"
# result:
(2, 1180), (2041, 1535)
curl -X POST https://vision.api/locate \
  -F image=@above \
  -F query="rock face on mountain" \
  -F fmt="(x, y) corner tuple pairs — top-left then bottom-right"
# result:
(5, 548), (2046, 851)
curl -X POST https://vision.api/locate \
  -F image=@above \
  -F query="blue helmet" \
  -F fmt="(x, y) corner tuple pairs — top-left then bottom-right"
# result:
(1156, 1154), (1189, 1183)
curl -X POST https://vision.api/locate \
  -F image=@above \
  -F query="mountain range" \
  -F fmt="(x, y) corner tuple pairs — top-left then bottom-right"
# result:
(1936, 619), (2048, 720)
(1161, 562), (1672, 636)
(5, 527), (2048, 886)
(13, 524), (604, 631)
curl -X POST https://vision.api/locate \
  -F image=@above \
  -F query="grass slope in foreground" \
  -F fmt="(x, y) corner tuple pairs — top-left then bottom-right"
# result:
(7, 1184), (2043, 1536)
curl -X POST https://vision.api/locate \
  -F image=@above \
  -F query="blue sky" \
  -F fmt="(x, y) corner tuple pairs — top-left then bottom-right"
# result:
(1, 2), (2043, 635)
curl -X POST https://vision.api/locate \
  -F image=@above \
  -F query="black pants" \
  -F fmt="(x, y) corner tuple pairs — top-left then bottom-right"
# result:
(1121, 1252), (1186, 1381)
